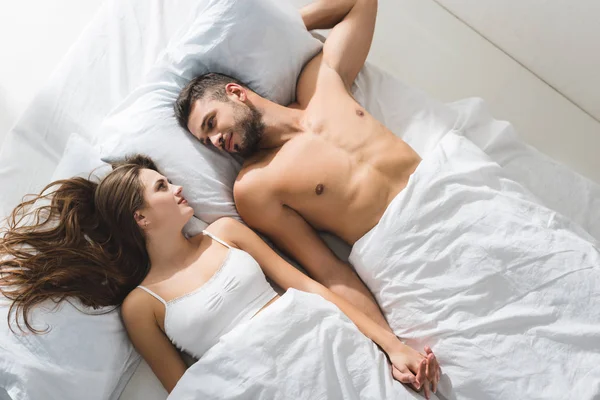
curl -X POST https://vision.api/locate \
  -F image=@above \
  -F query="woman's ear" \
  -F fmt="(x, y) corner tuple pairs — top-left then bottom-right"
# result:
(134, 212), (147, 229)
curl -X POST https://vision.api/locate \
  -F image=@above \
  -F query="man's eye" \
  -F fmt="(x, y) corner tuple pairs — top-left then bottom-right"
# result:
(208, 117), (214, 129)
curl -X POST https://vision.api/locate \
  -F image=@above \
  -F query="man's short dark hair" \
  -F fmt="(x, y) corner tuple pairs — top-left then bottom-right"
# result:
(174, 73), (247, 130)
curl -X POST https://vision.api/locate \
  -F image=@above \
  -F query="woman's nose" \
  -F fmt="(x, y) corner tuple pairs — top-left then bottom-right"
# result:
(174, 185), (183, 195)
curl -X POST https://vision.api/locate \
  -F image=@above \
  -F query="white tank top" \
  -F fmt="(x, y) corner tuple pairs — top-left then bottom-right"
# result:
(137, 230), (278, 358)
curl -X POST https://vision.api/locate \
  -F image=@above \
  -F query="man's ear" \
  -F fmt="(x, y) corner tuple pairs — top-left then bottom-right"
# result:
(225, 83), (247, 102)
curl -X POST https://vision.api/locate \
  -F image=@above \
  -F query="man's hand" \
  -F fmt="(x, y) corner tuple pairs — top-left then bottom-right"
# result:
(388, 344), (440, 399)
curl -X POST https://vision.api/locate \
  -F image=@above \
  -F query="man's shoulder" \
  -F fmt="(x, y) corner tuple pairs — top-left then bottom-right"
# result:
(236, 147), (297, 187)
(233, 161), (285, 227)
(237, 156), (275, 185)
(234, 159), (280, 205)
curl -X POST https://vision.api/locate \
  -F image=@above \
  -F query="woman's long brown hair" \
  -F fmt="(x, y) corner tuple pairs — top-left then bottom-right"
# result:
(0, 155), (158, 333)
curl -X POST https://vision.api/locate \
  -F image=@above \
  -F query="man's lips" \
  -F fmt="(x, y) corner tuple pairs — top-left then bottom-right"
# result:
(227, 133), (233, 152)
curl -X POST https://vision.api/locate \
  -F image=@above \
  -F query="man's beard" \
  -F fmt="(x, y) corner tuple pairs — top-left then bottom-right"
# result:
(233, 102), (265, 158)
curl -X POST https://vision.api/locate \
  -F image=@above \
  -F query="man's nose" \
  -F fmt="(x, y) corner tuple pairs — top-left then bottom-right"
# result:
(209, 132), (223, 147)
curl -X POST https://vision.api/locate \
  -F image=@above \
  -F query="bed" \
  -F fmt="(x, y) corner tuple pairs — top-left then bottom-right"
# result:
(1, 0), (599, 399)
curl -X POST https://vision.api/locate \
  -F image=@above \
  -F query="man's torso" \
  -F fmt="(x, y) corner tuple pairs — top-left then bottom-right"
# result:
(239, 63), (421, 244)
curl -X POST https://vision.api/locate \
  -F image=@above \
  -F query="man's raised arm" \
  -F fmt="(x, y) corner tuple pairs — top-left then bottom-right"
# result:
(300, 0), (378, 89)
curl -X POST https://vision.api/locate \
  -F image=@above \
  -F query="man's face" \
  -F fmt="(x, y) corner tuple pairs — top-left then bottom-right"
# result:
(187, 97), (265, 158)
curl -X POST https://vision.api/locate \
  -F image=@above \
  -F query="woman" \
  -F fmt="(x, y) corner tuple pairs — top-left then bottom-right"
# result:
(0, 155), (439, 398)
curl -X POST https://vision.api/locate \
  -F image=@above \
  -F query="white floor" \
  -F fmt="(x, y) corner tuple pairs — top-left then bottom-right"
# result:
(1, 0), (598, 185)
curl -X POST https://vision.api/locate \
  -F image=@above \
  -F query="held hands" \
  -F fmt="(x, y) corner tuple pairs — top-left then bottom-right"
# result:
(387, 343), (440, 399)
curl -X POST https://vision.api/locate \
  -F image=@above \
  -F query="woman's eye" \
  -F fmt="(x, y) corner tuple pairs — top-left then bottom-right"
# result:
(208, 117), (214, 129)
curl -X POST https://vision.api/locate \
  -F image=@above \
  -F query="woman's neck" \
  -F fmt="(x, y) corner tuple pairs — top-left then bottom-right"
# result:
(145, 230), (199, 276)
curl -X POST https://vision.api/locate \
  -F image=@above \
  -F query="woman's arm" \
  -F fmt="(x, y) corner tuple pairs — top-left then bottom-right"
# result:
(219, 218), (440, 395)
(121, 290), (187, 393)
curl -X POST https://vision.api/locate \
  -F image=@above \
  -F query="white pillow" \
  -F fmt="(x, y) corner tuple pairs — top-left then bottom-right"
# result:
(98, 0), (322, 223)
(56, 134), (207, 236)
(0, 134), (138, 400)
(0, 298), (139, 400)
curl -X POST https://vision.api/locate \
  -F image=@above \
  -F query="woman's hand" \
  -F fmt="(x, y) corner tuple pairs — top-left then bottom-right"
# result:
(387, 343), (440, 399)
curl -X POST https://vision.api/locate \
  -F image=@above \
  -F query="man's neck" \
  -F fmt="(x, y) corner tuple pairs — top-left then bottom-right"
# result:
(251, 95), (305, 149)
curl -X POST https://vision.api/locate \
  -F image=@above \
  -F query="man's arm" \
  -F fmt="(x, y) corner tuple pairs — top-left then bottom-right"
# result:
(222, 217), (440, 391)
(300, 0), (377, 89)
(234, 180), (392, 333)
(301, 0), (355, 31)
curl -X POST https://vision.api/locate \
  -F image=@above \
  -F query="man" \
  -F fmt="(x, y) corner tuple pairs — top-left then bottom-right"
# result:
(175, 0), (438, 393)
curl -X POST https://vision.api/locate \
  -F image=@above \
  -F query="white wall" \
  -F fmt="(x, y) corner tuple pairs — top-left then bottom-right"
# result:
(0, 0), (103, 147)
(434, 0), (600, 121)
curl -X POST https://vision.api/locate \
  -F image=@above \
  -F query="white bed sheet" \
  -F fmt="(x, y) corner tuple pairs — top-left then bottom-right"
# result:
(0, 0), (599, 399)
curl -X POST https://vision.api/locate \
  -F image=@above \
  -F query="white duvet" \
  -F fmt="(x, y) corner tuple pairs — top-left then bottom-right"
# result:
(349, 133), (600, 400)
(168, 289), (421, 400)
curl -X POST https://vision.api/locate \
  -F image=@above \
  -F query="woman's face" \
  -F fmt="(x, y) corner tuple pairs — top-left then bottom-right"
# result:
(135, 169), (194, 231)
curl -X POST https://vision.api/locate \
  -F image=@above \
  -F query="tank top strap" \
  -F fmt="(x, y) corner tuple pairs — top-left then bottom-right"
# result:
(137, 285), (168, 307)
(202, 230), (232, 249)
